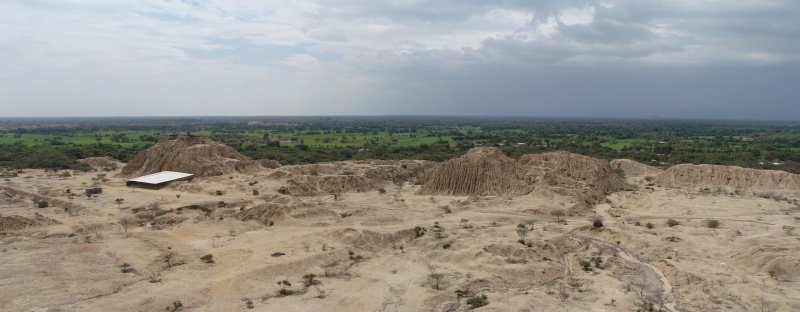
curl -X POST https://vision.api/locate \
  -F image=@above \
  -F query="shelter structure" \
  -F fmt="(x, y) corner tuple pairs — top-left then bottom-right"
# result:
(126, 171), (194, 189)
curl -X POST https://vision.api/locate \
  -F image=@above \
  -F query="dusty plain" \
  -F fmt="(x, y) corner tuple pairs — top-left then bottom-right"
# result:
(1, 151), (800, 312)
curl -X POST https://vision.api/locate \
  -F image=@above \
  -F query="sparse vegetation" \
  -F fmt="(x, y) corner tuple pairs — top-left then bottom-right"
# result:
(579, 259), (592, 271)
(413, 226), (426, 238)
(302, 273), (318, 287)
(646, 222), (655, 229)
(37, 200), (49, 208)
(466, 294), (488, 309)
(706, 219), (720, 228)
(551, 209), (565, 222)
(276, 280), (293, 296)
(592, 217), (604, 228)
(666, 219), (680, 227)
(200, 254), (214, 264)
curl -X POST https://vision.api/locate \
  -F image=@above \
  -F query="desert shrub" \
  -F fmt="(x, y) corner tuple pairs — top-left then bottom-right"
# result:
(516, 223), (529, 240)
(277, 186), (289, 195)
(166, 301), (183, 312)
(646, 222), (654, 229)
(378, 187), (386, 194)
(768, 264), (787, 281)
(442, 243), (451, 249)
(592, 217), (604, 228)
(706, 219), (720, 228)
(441, 205), (452, 214)
(302, 273), (318, 287)
(245, 299), (254, 309)
(200, 254), (214, 263)
(215, 190), (224, 196)
(413, 226), (425, 238)
(276, 280), (293, 296)
(634, 221), (642, 226)
(120, 263), (136, 273)
(579, 259), (592, 271)
(37, 201), (49, 208)
(466, 294), (488, 309)
(252, 189), (259, 195)
(666, 219), (680, 227)
(591, 256), (603, 268)
(217, 201), (226, 208)
(148, 271), (161, 283)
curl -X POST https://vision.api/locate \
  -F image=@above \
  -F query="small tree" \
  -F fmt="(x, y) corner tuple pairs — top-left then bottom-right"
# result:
(303, 273), (317, 287)
(427, 264), (444, 290)
(320, 260), (339, 277)
(551, 209), (565, 222)
(516, 224), (529, 243)
(118, 217), (134, 234)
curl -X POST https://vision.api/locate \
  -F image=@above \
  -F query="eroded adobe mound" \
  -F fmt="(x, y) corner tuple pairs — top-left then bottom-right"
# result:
(655, 164), (800, 190)
(120, 136), (280, 177)
(420, 148), (631, 210)
(420, 147), (530, 196)
(520, 151), (631, 208)
(0, 214), (61, 232)
(277, 160), (433, 196)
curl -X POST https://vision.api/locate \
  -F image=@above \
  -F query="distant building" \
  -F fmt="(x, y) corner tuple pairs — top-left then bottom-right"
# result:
(85, 187), (103, 196)
(126, 171), (193, 189)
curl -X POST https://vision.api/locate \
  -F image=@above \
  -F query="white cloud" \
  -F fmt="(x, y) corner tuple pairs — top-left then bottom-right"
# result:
(283, 53), (322, 70)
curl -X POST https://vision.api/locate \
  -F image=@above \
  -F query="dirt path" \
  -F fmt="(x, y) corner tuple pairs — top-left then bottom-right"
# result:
(592, 203), (677, 311)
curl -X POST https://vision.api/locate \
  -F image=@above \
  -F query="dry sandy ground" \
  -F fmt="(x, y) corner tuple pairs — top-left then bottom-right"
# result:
(1, 167), (799, 312)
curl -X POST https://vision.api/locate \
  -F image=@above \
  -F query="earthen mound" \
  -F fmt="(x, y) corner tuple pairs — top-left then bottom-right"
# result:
(0, 214), (61, 232)
(421, 147), (530, 196)
(654, 164), (800, 190)
(610, 159), (663, 177)
(235, 203), (291, 225)
(520, 151), (631, 209)
(120, 136), (280, 177)
(276, 160), (433, 196)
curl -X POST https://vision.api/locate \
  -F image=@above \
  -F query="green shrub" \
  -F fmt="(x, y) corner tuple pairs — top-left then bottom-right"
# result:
(579, 259), (592, 271)
(466, 294), (488, 309)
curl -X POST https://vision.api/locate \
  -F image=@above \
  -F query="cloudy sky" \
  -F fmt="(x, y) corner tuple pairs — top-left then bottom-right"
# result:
(1, 0), (799, 119)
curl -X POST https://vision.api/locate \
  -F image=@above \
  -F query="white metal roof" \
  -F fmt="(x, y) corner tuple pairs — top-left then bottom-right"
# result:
(127, 171), (193, 185)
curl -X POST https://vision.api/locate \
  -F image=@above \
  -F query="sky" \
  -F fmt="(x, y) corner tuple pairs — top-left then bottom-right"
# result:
(1, 0), (799, 119)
